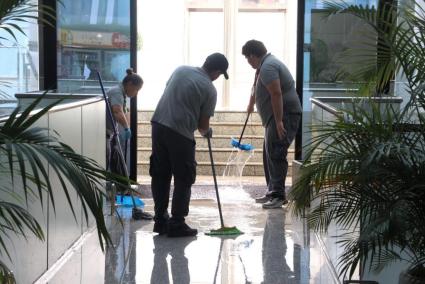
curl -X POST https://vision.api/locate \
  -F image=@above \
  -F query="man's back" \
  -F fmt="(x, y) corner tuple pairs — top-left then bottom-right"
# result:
(151, 66), (217, 140)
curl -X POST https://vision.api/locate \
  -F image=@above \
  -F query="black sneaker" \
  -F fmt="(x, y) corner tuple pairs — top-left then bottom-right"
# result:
(132, 208), (153, 220)
(167, 222), (198, 238)
(153, 221), (168, 235)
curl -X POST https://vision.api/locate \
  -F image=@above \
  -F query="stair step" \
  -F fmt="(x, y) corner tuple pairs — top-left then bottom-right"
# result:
(137, 134), (265, 148)
(137, 161), (292, 177)
(138, 110), (263, 123)
(138, 121), (264, 136)
(136, 110), (293, 178)
(137, 147), (295, 163)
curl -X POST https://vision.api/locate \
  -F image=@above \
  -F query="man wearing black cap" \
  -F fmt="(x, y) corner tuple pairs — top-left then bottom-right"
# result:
(150, 52), (229, 237)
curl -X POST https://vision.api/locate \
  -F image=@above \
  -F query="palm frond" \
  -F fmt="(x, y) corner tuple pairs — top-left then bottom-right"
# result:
(0, 94), (133, 255)
(0, 259), (15, 284)
(0, 0), (56, 39)
(291, 97), (425, 275)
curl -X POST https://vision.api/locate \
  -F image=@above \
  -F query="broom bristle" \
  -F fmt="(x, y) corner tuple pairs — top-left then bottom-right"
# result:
(205, 226), (244, 236)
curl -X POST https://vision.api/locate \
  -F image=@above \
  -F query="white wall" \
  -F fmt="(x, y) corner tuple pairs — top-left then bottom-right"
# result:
(0, 98), (106, 283)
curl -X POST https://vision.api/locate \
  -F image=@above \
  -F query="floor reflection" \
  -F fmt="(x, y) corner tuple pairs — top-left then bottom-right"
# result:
(104, 193), (333, 284)
(151, 235), (196, 284)
(105, 207), (147, 283)
(262, 210), (297, 284)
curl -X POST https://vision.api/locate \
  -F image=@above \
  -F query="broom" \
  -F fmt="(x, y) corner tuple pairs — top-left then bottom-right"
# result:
(205, 133), (243, 236)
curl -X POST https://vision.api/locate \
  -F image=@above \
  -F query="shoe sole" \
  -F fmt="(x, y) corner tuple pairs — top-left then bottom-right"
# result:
(167, 232), (198, 238)
(262, 200), (288, 209)
(153, 223), (168, 235)
(255, 197), (270, 204)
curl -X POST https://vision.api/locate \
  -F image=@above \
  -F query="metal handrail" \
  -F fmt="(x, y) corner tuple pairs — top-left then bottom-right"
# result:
(343, 281), (379, 284)
(310, 97), (342, 117)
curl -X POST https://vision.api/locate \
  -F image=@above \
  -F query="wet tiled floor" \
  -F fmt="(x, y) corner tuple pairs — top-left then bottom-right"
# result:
(104, 184), (337, 284)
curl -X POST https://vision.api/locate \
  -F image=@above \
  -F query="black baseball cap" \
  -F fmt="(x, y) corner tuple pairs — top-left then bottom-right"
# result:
(205, 53), (229, 79)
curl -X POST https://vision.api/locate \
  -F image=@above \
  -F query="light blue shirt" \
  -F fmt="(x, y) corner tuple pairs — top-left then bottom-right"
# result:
(106, 83), (130, 134)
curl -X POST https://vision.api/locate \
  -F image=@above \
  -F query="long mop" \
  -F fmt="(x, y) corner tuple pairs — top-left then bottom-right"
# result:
(205, 134), (243, 236)
(97, 71), (152, 220)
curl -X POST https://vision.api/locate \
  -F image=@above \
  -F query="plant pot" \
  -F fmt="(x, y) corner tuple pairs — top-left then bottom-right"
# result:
(399, 270), (425, 284)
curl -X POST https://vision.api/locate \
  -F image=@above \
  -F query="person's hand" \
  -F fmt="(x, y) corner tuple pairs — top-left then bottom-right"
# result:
(276, 121), (286, 140)
(201, 128), (213, 139)
(123, 128), (132, 140)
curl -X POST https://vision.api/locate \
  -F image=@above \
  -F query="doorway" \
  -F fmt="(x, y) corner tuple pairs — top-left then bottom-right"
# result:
(137, 0), (298, 111)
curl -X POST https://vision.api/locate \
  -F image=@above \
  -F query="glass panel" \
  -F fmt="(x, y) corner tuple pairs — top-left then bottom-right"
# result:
(137, 0), (187, 110)
(137, 0), (296, 111)
(57, 0), (131, 93)
(188, 11), (225, 108)
(185, 0), (224, 9)
(300, 4), (379, 280)
(239, 0), (287, 9)
(231, 11), (287, 110)
(301, 0), (378, 158)
(0, 0), (39, 101)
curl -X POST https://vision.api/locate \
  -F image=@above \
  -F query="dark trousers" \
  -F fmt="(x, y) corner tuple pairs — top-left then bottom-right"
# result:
(150, 123), (197, 224)
(263, 114), (301, 199)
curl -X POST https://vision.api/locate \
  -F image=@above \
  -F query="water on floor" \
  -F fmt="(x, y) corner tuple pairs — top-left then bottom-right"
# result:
(104, 185), (336, 284)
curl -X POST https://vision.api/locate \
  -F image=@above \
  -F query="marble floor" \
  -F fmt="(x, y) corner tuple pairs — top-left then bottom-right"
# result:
(104, 184), (338, 284)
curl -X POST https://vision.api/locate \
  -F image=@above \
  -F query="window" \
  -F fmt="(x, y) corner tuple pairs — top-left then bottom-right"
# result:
(0, 0), (39, 101)
(57, 0), (131, 93)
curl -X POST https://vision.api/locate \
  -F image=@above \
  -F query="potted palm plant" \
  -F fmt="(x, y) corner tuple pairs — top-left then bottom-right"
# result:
(290, 1), (425, 283)
(0, 1), (128, 283)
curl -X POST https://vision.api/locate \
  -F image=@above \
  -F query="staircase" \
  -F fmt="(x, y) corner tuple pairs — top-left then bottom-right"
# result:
(137, 111), (294, 179)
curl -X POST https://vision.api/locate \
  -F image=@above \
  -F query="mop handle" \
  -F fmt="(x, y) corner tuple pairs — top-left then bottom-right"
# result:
(97, 71), (128, 174)
(238, 113), (250, 145)
(97, 71), (119, 137)
(207, 135), (225, 228)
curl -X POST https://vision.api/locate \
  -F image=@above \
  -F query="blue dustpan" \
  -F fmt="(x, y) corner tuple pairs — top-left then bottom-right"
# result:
(115, 195), (145, 207)
(231, 138), (254, 151)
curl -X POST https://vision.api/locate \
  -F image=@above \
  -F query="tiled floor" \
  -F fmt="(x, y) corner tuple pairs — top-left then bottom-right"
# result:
(104, 184), (337, 284)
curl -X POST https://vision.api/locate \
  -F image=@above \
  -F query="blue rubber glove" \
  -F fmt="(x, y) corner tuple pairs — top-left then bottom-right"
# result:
(123, 128), (132, 140)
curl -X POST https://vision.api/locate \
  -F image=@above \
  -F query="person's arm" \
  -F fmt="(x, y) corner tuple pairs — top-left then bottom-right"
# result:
(264, 78), (286, 139)
(111, 104), (129, 129)
(247, 86), (255, 114)
(198, 115), (211, 136)
(125, 112), (131, 126)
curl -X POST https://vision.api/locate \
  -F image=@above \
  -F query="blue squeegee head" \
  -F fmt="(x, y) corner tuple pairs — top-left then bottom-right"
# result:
(115, 195), (145, 207)
(231, 138), (254, 151)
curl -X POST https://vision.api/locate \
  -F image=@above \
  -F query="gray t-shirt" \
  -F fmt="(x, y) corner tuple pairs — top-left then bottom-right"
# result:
(106, 84), (130, 134)
(151, 66), (217, 140)
(255, 54), (302, 126)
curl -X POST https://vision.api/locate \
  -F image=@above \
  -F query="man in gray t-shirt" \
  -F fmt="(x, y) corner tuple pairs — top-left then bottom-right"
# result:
(242, 39), (302, 209)
(151, 65), (217, 141)
(150, 53), (229, 237)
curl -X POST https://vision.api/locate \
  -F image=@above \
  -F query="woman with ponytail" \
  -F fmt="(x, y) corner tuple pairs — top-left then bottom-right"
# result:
(106, 68), (143, 168)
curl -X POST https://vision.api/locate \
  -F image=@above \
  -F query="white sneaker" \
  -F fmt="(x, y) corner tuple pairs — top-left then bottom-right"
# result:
(255, 195), (271, 203)
(262, 198), (288, 209)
